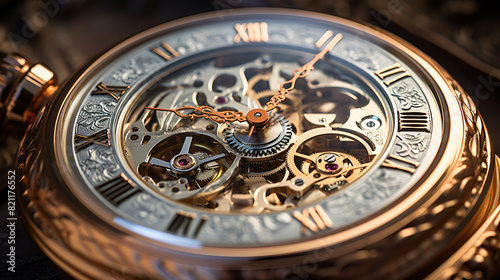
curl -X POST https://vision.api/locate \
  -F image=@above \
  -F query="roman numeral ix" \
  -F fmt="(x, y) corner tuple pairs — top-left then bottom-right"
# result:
(91, 82), (129, 101)
(74, 129), (110, 152)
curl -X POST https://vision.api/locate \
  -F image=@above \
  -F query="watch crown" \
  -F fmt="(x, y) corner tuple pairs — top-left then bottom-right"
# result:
(0, 53), (29, 103)
(0, 54), (57, 128)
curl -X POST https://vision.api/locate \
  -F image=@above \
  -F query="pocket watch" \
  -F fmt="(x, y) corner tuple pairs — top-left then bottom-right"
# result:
(3, 8), (500, 280)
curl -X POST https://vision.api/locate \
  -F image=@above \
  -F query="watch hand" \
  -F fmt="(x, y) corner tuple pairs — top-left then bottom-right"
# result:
(145, 105), (247, 123)
(265, 33), (343, 112)
(145, 105), (270, 136)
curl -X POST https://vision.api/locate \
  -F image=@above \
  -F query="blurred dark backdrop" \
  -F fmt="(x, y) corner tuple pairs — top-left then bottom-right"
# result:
(1, 0), (499, 279)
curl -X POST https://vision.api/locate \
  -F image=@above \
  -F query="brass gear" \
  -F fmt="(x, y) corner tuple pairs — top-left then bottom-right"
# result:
(224, 114), (294, 159)
(299, 152), (364, 188)
(139, 130), (233, 192)
(245, 159), (287, 177)
(194, 152), (220, 182)
(287, 128), (373, 188)
(246, 71), (272, 101)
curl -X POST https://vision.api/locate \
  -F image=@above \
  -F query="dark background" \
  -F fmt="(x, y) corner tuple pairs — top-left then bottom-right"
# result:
(1, 0), (499, 279)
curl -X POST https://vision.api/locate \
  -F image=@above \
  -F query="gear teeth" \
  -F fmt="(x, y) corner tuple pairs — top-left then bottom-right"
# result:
(223, 114), (295, 160)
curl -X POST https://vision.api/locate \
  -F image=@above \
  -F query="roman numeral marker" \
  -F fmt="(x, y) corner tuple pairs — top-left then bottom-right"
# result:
(315, 30), (335, 48)
(315, 30), (343, 53)
(167, 210), (208, 238)
(95, 174), (141, 206)
(151, 41), (181, 61)
(234, 22), (269, 43)
(374, 63), (411, 86)
(382, 153), (420, 174)
(91, 82), (129, 101)
(74, 129), (110, 151)
(293, 205), (334, 233)
(399, 111), (431, 132)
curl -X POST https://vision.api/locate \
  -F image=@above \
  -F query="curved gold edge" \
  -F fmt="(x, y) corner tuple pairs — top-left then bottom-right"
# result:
(428, 156), (500, 280)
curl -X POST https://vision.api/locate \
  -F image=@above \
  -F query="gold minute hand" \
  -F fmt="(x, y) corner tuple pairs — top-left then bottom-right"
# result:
(144, 105), (247, 123)
(265, 33), (343, 112)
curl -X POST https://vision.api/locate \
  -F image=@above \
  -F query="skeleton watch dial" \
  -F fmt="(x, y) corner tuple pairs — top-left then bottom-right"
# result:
(59, 10), (444, 251)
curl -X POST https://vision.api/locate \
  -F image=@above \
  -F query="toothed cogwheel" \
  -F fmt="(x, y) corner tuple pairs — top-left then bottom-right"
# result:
(194, 152), (220, 182)
(245, 160), (287, 177)
(224, 115), (295, 160)
(286, 128), (373, 183)
(299, 152), (364, 188)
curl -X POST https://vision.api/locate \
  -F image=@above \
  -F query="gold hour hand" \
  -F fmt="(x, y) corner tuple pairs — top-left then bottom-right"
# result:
(265, 33), (343, 112)
(145, 105), (247, 123)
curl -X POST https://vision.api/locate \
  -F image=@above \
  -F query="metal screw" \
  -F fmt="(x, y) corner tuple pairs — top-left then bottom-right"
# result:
(324, 154), (336, 162)
(294, 178), (304, 186)
(254, 112), (262, 118)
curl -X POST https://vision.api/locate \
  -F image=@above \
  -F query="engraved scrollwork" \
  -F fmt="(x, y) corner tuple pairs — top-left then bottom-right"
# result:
(78, 146), (120, 185)
(366, 131), (384, 146)
(445, 208), (500, 280)
(395, 133), (427, 159)
(353, 83), (491, 279)
(111, 56), (160, 84)
(391, 82), (426, 110)
(192, 29), (233, 48)
(338, 43), (380, 70)
(204, 213), (292, 244)
(127, 192), (170, 225)
(77, 101), (116, 130)
(17, 107), (69, 242)
(325, 170), (405, 217)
